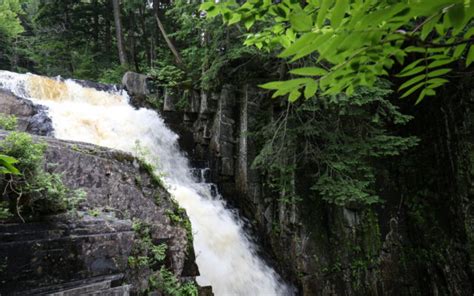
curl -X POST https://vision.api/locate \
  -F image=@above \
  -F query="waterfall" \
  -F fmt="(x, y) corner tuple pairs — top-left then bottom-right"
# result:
(0, 71), (292, 296)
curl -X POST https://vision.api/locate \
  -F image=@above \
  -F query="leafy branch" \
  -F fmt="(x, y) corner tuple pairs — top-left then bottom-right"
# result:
(201, 0), (474, 104)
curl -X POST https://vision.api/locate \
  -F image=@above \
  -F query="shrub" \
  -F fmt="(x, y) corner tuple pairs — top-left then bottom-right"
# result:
(0, 132), (85, 221)
(0, 113), (17, 131)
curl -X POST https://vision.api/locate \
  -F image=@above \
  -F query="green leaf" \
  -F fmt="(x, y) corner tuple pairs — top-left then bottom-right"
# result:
(427, 68), (452, 77)
(453, 44), (466, 59)
(259, 81), (284, 89)
(289, 67), (328, 76)
(416, 88), (436, 105)
(331, 0), (348, 28)
(0, 154), (19, 164)
(260, 78), (312, 92)
(426, 78), (449, 85)
(272, 88), (292, 98)
(447, 3), (464, 31)
(288, 89), (301, 102)
(207, 6), (220, 18)
(228, 13), (241, 25)
(400, 81), (425, 98)
(290, 11), (313, 32)
(244, 17), (255, 30)
(402, 59), (425, 72)
(466, 45), (474, 67)
(279, 32), (318, 58)
(405, 46), (426, 53)
(428, 59), (454, 68)
(421, 14), (441, 40)
(397, 66), (425, 77)
(426, 78), (449, 89)
(317, 0), (334, 27)
(465, 27), (474, 39)
(399, 74), (425, 91)
(0, 154), (20, 175)
(199, 2), (215, 11)
(304, 80), (318, 99)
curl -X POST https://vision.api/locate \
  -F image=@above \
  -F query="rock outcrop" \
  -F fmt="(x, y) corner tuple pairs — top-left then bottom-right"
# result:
(0, 89), (53, 136)
(0, 212), (133, 295)
(0, 101), (200, 295)
(150, 76), (474, 295)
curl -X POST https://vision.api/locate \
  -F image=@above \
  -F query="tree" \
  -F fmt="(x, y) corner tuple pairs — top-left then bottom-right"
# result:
(0, 0), (25, 69)
(112, 0), (128, 66)
(152, 0), (185, 68)
(0, 0), (24, 38)
(201, 0), (474, 104)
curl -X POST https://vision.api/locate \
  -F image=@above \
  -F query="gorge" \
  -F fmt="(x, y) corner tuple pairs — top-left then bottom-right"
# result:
(0, 70), (292, 295)
(1, 1), (474, 295)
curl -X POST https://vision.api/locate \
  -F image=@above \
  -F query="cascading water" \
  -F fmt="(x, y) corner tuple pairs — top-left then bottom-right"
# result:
(0, 70), (292, 296)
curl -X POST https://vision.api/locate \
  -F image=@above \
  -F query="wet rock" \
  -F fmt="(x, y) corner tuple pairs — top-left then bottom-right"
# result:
(122, 71), (149, 100)
(0, 131), (199, 294)
(0, 212), (133, 295)
(0, 89), (53, 136)
(71, 79), (121, 93)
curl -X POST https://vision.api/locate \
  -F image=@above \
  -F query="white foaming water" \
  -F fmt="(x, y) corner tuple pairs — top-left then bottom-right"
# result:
(0, 70), (292, 296)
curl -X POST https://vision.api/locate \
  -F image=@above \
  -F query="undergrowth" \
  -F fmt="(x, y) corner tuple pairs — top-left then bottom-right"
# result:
(129, 219), (198, 296)
(0, 132), (85, 221)
(0, 113), (17, 131)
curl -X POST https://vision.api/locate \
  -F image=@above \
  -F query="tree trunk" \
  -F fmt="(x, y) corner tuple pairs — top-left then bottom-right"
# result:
(128, 12), (138, 71)
(111, 0), (128, 67)
(152, 0), (184, 68)
(105, 1), (112, 56)
(92, 0), (99, 50)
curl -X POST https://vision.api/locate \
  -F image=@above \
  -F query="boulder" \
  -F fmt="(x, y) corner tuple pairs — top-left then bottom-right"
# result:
(0, 89), (53, 136)
(122, 71), (149, 100)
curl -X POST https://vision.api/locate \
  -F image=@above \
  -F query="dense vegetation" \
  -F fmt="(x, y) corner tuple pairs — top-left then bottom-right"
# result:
(0, 129), (85, 221)
(1, 0), (473, 294)
(2, 0), (461, 207)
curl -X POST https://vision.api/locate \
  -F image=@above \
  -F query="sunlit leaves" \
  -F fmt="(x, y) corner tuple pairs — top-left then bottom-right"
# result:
(331, 0), (348, 28)
(304, 80), (318, 99)
(289, 67), (328, 76)
(467, 46), (474, 67)
(0, 0), (24, 38)
(0, 154), (20, 175)
(200, 0), (474, 103)
(289, 11), (312, 32)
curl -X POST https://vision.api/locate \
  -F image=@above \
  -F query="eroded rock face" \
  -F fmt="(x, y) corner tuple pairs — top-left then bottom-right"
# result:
(0, 89), (53, 136)
(156, 81), (474, 295)
(0, 212), (133, 295)
(0, 130), (199, 294)
(42, 136), (195, 275)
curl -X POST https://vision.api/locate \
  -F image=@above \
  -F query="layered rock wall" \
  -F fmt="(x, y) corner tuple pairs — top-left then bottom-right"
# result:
(0, 87), (200, 294)
(152, 78), (474, 295)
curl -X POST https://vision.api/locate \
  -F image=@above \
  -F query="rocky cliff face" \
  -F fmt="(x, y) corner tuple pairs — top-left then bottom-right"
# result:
(144, 75), (474, 295)
(0, 90), (201, 295)
(1, 212), (134, 295)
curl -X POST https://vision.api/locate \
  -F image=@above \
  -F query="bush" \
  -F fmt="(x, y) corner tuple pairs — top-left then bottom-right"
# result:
(0, 132), (85, 221)
(0, 113), (17, 131)
(98, 64), (128, 84)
